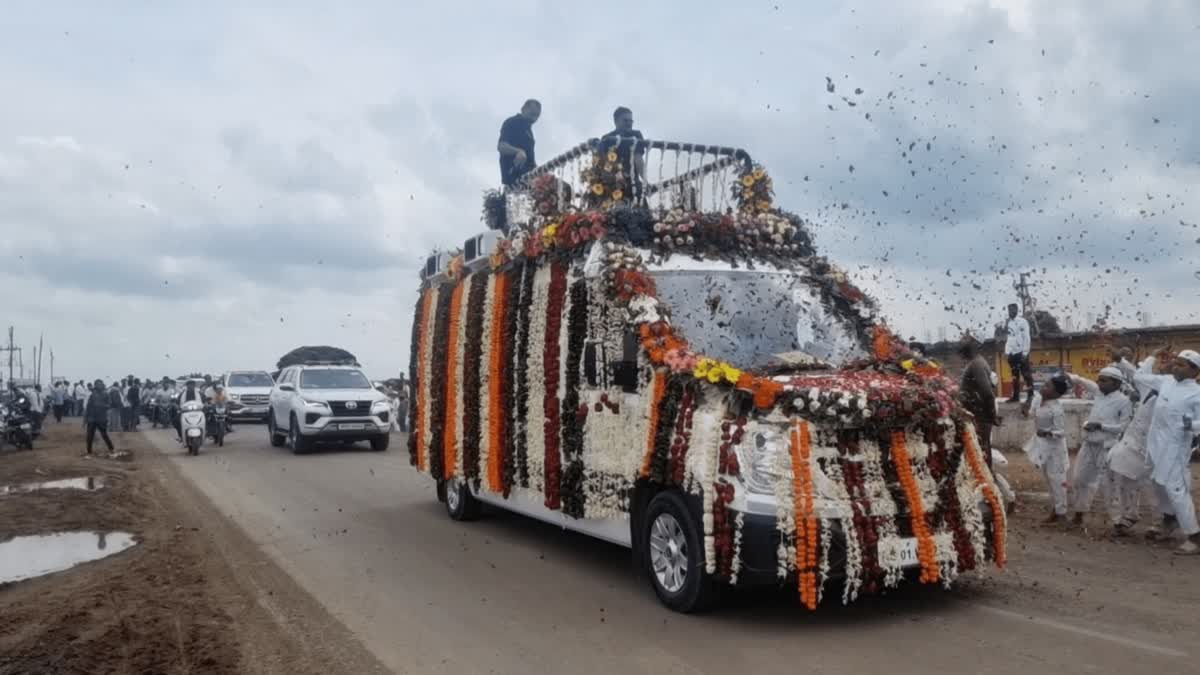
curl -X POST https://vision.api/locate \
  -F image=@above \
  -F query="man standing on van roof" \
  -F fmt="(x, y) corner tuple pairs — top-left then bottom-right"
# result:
(1004, 303), (1034, 403)
(497, 99), (541, 187)
(600, 106), (646, 198)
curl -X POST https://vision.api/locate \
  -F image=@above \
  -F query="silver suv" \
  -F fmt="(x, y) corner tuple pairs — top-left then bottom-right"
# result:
(267, 364), (391, 454)
(222, 370), (275, 421)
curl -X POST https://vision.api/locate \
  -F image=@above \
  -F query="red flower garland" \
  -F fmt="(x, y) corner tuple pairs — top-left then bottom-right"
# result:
(838, 433), (883, 594)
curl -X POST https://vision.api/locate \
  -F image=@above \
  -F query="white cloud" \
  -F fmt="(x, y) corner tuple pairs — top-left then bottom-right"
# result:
(1, 0), (1198, 382)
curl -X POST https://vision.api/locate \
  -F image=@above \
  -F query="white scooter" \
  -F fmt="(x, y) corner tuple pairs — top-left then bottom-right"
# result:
(180, 400), (206, 456)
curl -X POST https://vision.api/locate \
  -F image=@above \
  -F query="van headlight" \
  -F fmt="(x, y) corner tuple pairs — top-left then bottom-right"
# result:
(301, 398), (329, 409)
(736, 430), (786, 495)
(735, 427), (837, 499)
(371, 400), (391, 411)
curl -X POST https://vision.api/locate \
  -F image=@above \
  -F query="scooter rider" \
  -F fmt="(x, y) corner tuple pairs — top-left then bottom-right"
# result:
(174, 380), (207, 443)
(210, 383), (233, 434)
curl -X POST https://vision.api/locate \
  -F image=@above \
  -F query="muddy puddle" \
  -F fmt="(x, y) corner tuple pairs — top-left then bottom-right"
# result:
(0, 531), (137, 584)
(0, 476), (107, 496)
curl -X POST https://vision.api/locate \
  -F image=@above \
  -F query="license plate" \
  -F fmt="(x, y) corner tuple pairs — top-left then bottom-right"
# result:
(897, 537), (920, 568)
(186, 428), (202, 437)
(339, 423), (365, 430)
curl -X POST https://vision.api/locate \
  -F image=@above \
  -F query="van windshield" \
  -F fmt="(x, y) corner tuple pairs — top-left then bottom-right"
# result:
(228, 373), (274, 387)
(650, 269), (868, 369)
(300, 369), (372, 390)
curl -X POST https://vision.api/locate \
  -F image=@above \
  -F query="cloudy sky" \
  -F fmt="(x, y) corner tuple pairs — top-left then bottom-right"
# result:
(2, 0), (1198, 383)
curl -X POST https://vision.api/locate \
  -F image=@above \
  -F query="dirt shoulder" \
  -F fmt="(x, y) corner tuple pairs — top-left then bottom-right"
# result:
(0, 421), (388, 675)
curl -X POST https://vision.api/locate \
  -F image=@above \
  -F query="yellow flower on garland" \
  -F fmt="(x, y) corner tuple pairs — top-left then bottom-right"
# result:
(901, 359), (915, 371)
(607, 151), (618, 163)
(742, 188), (753, 199)
(741, 175), (756, 187)
(591, 183), (605, 195)
(757, 199), (771, 211)
(720, 363), (742, 385)
(693, 358), (717, 380)
(612, 189), (624, 201)
(542, 223), (559, 246)
(753, 168), (766, 180)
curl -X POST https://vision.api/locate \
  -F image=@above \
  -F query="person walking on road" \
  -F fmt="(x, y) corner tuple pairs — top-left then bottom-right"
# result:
(1023, 373), (1071, 524)
(1004, 303), (1034, 403)
(1066, 368), (1132, 530)
(84, 379), (115, 456)
(1135, 349), (1200, 554)
(107, 382), (123, 432)
(51, 381), (67, 423)
(73, 380), (87, 417)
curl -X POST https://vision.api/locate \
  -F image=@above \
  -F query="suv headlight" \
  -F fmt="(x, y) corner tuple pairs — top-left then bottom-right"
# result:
(228, 393), (240, 401)
(301, 398), (330, 409)
(371, 400), (391, 411)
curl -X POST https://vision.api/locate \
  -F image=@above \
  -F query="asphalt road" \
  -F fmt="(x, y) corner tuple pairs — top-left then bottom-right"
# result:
(145, 426), (1196, 675)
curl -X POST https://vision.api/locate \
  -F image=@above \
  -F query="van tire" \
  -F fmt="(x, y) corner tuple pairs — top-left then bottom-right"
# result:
(370, 435), (390, 452)
(445, 478), (481, 521)
(643, 491), (716, 613)
(268, 413), (286, 447)
(289, 415), (313, 455)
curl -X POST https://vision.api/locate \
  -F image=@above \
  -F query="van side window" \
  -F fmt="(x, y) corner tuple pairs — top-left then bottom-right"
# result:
(609, 328), (640, 393)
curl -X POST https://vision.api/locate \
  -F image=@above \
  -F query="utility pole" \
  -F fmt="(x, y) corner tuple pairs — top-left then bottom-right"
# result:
(2, 326), (20, 383)
(37, 333), (44, 385)
(1014, 272), (1041, 336)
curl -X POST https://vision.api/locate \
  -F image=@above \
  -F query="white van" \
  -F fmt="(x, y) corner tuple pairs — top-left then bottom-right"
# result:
(408, 138), (1006, 612)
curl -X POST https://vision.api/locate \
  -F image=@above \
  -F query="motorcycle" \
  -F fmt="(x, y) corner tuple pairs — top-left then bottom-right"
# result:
(154, 397), (173, 429)
(179, 400), (206, 455)
(1, 397), (35, 451)
(206, 403), (227, 447)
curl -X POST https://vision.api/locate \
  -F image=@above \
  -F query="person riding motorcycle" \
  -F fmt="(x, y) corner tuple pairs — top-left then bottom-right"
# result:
(209, 383), (233, 435)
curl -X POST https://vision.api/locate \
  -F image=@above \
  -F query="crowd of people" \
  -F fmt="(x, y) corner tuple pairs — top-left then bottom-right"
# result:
(958, 303), (1200, 556)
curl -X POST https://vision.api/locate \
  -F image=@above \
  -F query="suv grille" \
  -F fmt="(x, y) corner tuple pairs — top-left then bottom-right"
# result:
(329, 401), (374, 417)
(240, 394), (269, 405)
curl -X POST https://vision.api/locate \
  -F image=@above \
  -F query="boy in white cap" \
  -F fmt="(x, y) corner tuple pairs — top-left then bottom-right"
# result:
(1135, 348), (1200, 554)
(1067, 367), (1132, 529)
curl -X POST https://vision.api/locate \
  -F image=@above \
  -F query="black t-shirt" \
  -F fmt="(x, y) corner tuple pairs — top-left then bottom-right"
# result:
(600, 129), (645, 170)
(498, 114), (535, 187)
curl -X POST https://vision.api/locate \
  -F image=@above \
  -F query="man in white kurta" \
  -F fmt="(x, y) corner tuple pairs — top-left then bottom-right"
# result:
(1135, 350), (1200, 555)
(1067, 368), (1132, 529)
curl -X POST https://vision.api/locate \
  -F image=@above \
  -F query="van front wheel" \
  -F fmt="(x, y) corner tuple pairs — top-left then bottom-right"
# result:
(643, 491), (716, 613)
(444, 478), (481, 521)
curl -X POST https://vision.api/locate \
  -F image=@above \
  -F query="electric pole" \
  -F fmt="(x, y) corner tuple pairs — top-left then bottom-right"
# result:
(2, 326), (19, 383)
(1014, 272), (1041, 336)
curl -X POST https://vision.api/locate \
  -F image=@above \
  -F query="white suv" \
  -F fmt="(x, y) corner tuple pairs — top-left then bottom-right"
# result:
(222, 370), (275, 421)
(267, 364), (391, 453)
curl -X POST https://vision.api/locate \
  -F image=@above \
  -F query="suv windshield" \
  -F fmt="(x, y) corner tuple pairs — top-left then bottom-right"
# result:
(228, 373), (274, 387)
(651, 270), (867, 369)
(300, 369), (371, 390)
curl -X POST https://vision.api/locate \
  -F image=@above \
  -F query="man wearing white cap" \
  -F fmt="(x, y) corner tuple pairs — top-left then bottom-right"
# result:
(1067, 367), (1132, 529)
(1135, 349), (1200, 554)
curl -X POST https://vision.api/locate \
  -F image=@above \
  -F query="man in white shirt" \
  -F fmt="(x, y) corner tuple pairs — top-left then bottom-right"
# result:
(1067, 367), (1132, 530)
(73, 381), (87, 417)
(1135, 349), (1200, 555)
(1004, 303), (1033, 403)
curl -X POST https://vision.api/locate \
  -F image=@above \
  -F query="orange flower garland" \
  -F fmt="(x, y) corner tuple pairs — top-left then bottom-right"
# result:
(640, 370), (668, 478)
(790, 420), (819, 610)
(442, 281), (466, 480)
(415, 288), (435, 471)
(962, 427), (1007, 568)
(889, 430), (939, 584)
(486, 272), (510, 493)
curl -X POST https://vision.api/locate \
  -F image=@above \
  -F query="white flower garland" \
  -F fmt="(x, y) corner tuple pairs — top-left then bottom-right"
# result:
(523, 264), (551, 493)
(731, 511), (745, 585)
(858, 438), (903, 587)
(822, 453), (864, 604)
(453, 277), (471, 478)
(773, 435), (797, 580)
(419, 287), (439, 471)
(477, 274), (497, 491)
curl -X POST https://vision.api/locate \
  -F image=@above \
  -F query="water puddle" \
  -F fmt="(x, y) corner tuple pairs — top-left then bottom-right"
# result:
(0, 476), (107, 496)
(0, 531), (137, 584)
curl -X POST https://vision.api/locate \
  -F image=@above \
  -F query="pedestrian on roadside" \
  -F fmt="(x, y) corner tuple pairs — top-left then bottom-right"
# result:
(1066, 368), (1132, 530)
(395, 382), (409, 433)
(26, 384), (45, 434)
(107, 381), (123, 432)
(51, 380), (67, 423)
(1135, 349), (1200, 554)
(958, 335), (997, 469)
(73, 380), (87, 416)
(128, 379), (141, 431)
(1022, 373), (1071, 524)
(84, 378), (115, 456)
(1004, 303), (1034, 403)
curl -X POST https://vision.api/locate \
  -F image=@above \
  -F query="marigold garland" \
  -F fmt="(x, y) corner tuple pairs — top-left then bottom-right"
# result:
(427, 286), (454, 481)
(640, 370), (668, 478)
(962, 427), (1007, 568)
(889, 430), (939, 584)
(733, 164), (774, 215)
(442, 281), (466, 480)
(487, 272), (510, 493)
(791, 420), (819, 610)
